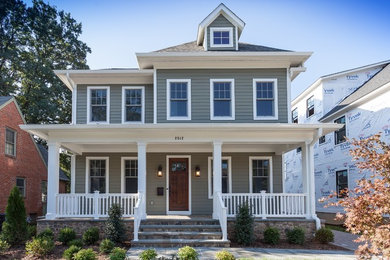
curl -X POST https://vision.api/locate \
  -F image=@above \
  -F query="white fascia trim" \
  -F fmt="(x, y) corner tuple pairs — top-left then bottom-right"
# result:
(209, 27), (234, 48)
(286, 69), (292, 123)
(235, 25), (238, 51)
(121, 86), (145, 124)
(85, 156), (109, 194)
(210, 78), (235, 120)
(249, 156), (273, 193)
(86, 86), (110, 124)
(252, 78), (278, 120)
(121, 156), (138, 193)
(136, 51), (313, 58)
(166, 79), (192, 120)
(208, 156), (232, 199)
(72, 85), (77, 124)
(153, 69), (157, 124)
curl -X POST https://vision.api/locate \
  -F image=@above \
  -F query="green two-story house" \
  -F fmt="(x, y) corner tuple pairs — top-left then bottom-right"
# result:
(22, 4), (340, 246)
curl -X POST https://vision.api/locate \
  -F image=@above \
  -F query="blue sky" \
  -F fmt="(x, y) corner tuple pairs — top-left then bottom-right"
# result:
(29, 0), (390, 98)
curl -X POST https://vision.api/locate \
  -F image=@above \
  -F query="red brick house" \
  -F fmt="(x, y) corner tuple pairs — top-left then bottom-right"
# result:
(0, 96), (68, 219)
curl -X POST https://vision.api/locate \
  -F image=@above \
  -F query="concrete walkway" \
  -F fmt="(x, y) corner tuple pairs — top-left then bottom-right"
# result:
(127, 247), (355, 259)
(331, 230), (362, 252)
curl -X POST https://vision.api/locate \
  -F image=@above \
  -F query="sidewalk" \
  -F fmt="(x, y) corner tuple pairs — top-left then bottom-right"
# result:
(127, 247), (355, 259)
(331, 230), (362, 251)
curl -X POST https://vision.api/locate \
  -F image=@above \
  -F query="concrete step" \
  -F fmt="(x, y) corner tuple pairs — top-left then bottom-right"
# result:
(138, 231), (222, 240)
(140, 219), (219, 226)
(140, 224), (221, 232)
(131, 238), (230, 248)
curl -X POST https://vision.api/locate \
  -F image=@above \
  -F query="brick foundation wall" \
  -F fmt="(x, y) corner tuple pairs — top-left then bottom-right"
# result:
(37, 218), (134, 240)
(227, 218), (317, 242)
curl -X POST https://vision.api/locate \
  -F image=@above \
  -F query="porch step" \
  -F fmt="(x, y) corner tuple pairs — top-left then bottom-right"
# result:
(131, 239), (230, 248)
(138, 231), (222, 240)
(140, 218), (219, 226)
(140, 224), (221, 232)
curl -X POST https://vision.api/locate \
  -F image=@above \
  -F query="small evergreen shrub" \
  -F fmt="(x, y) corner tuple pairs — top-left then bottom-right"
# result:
(37, 228), (54, 240)
(139, 248), (158, 260)
(286, 227), (305, 245)
(263, 227), (280, 245)
(82, 227), (99, 245)
(0, 240), (10, 254)
(105, 204), (125, 243)
(25, 237), (54, 257)
(63, 245), (82, 260)
(215, 250), (235, 260)
(315, 227), (334, 244)
(27, 225), (37, 239)
(73, 248), (97, 260)
(177, 246), (198, 260)
(1, 187), (28, 244)
(68, 238), (83, 247)
(109, 247), (126, 260)
(100, 238), (115, 254)
(59, 227), (77, 245)
(233, 203), (254, 245)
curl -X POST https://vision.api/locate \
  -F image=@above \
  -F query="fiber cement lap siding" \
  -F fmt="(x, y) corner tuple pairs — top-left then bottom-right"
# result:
(75, 152), (282, 215)
(157, 69), (288, 123)
(76, 84), (153, 124)
(207, 14), (236, 51)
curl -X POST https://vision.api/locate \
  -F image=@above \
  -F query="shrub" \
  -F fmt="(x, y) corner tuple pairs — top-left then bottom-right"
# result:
(59, 227), (77, 245)
(177, 246), (198, 260)
(100, 238), (115, 254)
(286, 227), (305, 245)
(73, 248), (97, 260)
(233, 203), (254, 245)
(263, 227), (280, 245)
(315, 227), (334, 244)
(109, 247), (126, 260)
(215, 250), (235, 260)
(68, 238), (83, 247)
(0, 239), (10, 254)
(37, 228), (54, 240)
(139, 248), (158, 260)
(27, 225), (37, 239)
(63, 245), (82, 260)
(25, 237), (54, 257)
(1, 187), (28, 244)
(105, 204), (125, 243)
(82, 227), (99, 245)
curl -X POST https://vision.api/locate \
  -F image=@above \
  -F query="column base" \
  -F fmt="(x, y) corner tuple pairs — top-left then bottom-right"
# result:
(45, 213), (57, 220)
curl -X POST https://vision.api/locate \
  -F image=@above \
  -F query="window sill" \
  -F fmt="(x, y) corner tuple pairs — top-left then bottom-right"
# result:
(121, 121), (144, 124)
(253, 116), (278, 120)
(210, 117), (235, 121)
(86, 121), (110, 125)
(166, 117), (191, 121)
(5, 154), (16, 159)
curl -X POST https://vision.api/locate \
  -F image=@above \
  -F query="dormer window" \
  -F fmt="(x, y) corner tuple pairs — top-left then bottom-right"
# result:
(210, 27), (233, 48)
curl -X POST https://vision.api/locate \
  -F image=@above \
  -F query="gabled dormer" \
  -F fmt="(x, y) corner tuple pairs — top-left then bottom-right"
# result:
(196, 3), (245, 51)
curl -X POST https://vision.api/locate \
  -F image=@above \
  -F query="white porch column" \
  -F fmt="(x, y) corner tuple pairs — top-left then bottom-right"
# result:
(307, 142), (320, 228)
(46, 142), (60, 220)
(70, 154), (76, 194)
(137, 142), (147, 219)
(301, 143), (311, 218)
(212, 141), (222, 219)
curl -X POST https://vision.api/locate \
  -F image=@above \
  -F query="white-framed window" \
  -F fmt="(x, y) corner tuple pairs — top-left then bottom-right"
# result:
(87, 86), (110, 124)
(292, 108), (298, 123)
(335, 116), (346, 145)
(86, 157), (109, 193)
(319, 135), (326, 145)
(121, 157), (138, 193)
(208, 157), (232, 199)
(336, 169), (348, 198)
(166, 79), (191, 120)
(253, 79), (278, 120)
(210, 27), (234, 48)
(16, 177), (26, 197)
(306, 95), (314, 118)
(249, 156), (273, 193)
(5, 128), (16, 157)
(122, 86), (144, 124)
(210, 79), (235, 120)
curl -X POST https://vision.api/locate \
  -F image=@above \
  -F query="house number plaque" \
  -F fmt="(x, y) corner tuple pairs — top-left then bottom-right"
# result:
(175, 136), (184, 140)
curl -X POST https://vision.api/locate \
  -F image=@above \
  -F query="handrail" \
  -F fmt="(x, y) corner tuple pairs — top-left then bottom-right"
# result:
(133, 193), (144, 241)
(215, 192), (228, 241)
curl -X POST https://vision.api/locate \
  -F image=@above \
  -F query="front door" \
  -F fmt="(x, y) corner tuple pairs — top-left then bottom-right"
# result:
(168, 158), (189, 213)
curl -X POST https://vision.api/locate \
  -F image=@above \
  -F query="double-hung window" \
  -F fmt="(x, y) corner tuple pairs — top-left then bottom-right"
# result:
(87, 87), (110, 123)
(250, 157), (273, 193)
(210, 79), (235, 120)
(253, 79), (278, 119)
(122, 87), (144, 123)
(334, 116), (346, 145)
(306, 95), (314, 118)
(319, 135), (326, 145)
(167, 79), (191, 120)
(122, 158), (138, 193)
(5, 128), (16, 156)
(336, 170), (348, 198)
(16, 177), (26, 197)
(210, 27), (233, 48)
(208, 157), (232, 199)
(292, 108), (298, 123)
(87, 157), (109, 193)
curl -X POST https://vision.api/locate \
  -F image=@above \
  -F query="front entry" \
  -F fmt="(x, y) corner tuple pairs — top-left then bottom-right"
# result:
(168, 157), (189, 214)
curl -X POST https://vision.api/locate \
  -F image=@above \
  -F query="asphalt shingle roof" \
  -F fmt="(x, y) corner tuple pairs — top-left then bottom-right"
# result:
(36, 143), (69, 181)
(0, 96), (13, 107)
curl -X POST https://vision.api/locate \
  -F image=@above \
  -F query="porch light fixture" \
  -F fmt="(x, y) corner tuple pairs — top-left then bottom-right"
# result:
(195, 166), (201, 177)
(157, 165), (163, 177)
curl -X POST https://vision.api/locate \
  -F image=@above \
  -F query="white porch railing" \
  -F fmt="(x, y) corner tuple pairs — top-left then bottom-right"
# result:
(133, 193), (145, 241)
(56, 191), (138, 218)
(214, 192), (228, 241)
(221, 191), (308, 218)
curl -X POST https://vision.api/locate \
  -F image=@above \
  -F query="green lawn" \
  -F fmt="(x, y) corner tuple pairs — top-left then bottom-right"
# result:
(325, 224), (347, 232)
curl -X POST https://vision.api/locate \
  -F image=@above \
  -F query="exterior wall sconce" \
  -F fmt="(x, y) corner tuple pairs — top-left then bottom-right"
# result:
(157, 165), (163, 177)
(195, 166), (201, 177)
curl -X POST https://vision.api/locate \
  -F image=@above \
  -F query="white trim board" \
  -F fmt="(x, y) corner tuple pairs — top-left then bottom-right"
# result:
(166, 79), (192, 120)
(210, 78), (235, 120)
(166, 155), (192, 215)
(85, 156), (109, 194)
(121, 86), (145, 124)
(252, 78), (278, 120)
(86, 86), (110, 124)
(249, 156), (273, 193)
(208, 156), (232, 199)
(120, 157), (138, 193)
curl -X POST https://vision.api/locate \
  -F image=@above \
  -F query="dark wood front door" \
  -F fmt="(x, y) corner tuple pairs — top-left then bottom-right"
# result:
(169, 158), (189, 212)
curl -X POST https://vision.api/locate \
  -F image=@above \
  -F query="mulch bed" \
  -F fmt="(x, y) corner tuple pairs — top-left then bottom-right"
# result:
(230, 240), (350, 251)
